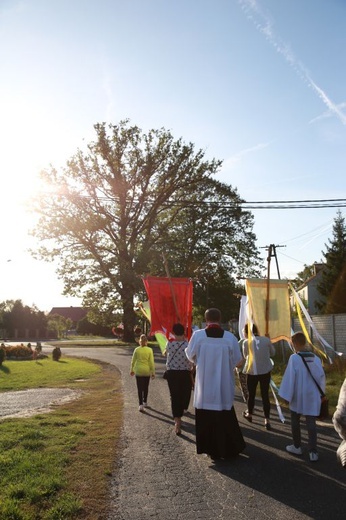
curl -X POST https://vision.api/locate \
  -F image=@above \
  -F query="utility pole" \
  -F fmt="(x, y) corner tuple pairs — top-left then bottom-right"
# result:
(260, 244), (286, 280)
(260, 244), (286, 336)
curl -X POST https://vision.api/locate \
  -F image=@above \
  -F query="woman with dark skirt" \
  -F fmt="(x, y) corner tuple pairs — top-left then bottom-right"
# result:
(185, 308), (246, 461)
(164, 323), (193, 435)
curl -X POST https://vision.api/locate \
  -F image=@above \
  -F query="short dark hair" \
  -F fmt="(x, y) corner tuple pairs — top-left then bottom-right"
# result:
(291, 331), (306, 347)
(244, 323), (259, 335)
(205, 308), (221, 323)
(172, 323), (185, 336)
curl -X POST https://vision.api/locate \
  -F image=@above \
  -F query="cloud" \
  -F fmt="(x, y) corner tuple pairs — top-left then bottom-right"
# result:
(222, 142), (270, 170)
(309, 102), (346, 124)
(239, 0), (346, 126)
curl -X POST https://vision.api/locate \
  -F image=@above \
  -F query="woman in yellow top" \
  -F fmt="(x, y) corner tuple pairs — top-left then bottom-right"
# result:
(130, 334), (155, 412)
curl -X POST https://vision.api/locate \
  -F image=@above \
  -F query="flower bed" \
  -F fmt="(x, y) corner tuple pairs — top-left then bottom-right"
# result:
(2, 345), (47, 360)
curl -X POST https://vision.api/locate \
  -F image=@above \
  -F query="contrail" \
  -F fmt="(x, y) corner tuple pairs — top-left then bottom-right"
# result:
(239, 0), (346, 126)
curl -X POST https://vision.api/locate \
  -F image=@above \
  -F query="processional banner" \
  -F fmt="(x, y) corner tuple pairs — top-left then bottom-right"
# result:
(245, 278), (291, 342)
(142, 276), (193, 341)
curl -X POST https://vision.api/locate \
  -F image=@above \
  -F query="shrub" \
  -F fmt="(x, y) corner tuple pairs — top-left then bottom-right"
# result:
(52, 347), (62, 361)
(4, 345), (33, 359)
(0, 345), (5, 365)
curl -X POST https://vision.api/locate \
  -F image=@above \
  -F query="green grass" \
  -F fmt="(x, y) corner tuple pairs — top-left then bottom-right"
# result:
(0, 357), (101, 391)
(0, 354), (122, 519)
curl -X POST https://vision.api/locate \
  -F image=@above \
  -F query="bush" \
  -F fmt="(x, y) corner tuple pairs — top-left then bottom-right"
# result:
(52, 346), (62, 361)
(4, 345), (33, 359)
(0, 345), (5, 365)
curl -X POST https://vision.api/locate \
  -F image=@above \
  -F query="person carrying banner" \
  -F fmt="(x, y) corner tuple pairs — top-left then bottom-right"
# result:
(163, 323), (194, 435)
(185, 308), (246, 461)
(242, 323), (275, 430)
(130, 334), (155, 412)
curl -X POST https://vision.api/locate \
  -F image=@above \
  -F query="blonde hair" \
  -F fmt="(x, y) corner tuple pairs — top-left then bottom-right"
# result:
(139, 334), (148, 346)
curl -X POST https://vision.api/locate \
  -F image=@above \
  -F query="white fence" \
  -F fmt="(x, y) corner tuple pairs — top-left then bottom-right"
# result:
(292, 313), (346, 355)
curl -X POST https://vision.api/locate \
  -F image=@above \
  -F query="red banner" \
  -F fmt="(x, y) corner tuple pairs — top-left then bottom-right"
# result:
(142, 276), (193, 339)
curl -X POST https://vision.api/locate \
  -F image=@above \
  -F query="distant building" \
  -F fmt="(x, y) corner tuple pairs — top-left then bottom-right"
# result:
(49, 307), (88, 329)
(296, 263), (325, 315)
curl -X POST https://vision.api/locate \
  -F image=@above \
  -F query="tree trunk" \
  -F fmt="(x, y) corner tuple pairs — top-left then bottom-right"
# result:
(122, 290), (136, 343)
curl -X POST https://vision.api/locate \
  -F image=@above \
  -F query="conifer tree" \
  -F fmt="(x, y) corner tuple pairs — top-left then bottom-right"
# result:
(316, 210), (346, 314)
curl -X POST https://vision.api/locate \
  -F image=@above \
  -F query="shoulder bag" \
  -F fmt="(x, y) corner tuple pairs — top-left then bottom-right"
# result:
(298, 354), (329, 420)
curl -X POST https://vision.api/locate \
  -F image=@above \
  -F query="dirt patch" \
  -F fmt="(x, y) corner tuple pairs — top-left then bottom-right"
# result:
(0, 388), (83, 420)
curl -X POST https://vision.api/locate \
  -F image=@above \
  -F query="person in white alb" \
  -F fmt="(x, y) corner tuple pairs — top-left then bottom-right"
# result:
(185, 308), (246, 461)
(279, 331), (325, 462)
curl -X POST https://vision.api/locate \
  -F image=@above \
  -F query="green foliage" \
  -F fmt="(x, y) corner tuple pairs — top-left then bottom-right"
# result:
(31, 120), (263, 342)
(316, 210), (346, 313)
(0, 299), (48, 338)
(47, 314), (70, 339)
(76, 315), (111, 336)
(291, 263), (316, 289)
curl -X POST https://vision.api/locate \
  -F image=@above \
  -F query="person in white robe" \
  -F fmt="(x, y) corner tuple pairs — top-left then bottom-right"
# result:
(185, 308), (245, 460)
(279, 331), (325, 462)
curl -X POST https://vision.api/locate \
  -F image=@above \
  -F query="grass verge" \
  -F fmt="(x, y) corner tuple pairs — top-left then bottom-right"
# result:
(0, 357), (123, 519)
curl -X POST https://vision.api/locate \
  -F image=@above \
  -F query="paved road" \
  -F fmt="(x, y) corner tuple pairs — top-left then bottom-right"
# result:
(55, 345), (345, 519)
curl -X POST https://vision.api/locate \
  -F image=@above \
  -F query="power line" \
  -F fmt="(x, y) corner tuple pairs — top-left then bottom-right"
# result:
(49, 191), (346, 209)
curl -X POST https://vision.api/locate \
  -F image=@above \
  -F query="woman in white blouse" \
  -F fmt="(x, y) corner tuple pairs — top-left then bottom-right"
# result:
(164, 323), (193, 435)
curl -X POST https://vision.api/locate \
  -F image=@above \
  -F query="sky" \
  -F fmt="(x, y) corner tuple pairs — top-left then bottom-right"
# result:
(0, 0), (345, 313)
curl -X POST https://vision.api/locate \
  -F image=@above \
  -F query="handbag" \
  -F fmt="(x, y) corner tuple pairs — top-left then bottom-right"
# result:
(299, 354), (329, 420)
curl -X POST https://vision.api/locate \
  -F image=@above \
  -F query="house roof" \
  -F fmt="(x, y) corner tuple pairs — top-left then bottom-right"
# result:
(49, 307), (88, 322)
(297, 263), (325, 291)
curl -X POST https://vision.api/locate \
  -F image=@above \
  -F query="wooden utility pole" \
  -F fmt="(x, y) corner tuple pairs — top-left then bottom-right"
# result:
(261, 244), (286, 336)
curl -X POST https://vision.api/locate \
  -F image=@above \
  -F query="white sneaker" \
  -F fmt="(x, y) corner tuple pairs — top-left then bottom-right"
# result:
(286, 444), (303, 455)
(143, 402), (148, 408)
(309, 451), (319, 462)
(139, 405), (144, 412)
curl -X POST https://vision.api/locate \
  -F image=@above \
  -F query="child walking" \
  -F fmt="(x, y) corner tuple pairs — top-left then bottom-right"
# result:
(130, 334), (155, 412)
(279, 331), (326, 462)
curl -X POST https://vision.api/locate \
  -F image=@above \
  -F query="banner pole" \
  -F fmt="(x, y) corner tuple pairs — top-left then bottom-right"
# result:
(265, 245), (272, 336)
(162, 252), (181, 323)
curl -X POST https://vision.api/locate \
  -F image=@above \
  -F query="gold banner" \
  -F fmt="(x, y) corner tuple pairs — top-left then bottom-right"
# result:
(246, 278), (291, 342)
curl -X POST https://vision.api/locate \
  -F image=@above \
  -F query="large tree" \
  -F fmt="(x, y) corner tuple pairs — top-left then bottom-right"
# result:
(0, 300), (47, 338)
(31, 121), (262, 341)
(316, 210), (346, 314)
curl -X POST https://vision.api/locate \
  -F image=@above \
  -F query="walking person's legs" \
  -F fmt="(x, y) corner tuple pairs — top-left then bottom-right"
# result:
(244, 374), (258, 421)
(305, 415), (318, 461)
(167, 371), (183, 434)
(135, 376), (144, 410)
(286, 410), (303, 455)
(259, 372), (271, 428)
(182, 370), (192, 411)
(142, 376), (150, 406)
